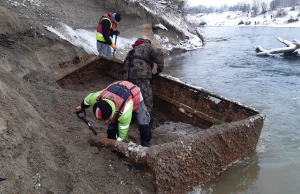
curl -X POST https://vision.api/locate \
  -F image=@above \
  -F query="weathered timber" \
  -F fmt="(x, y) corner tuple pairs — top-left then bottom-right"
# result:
(57, 56), (265, 194)
(255, 37), (300, 56)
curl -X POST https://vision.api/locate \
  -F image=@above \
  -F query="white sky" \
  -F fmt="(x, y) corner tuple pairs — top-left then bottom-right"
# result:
(187, 0), (270, 7)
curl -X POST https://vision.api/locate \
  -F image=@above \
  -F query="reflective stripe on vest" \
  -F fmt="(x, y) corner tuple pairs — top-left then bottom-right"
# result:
(96, 15), (113, 42)
(96, 32), (113, 42)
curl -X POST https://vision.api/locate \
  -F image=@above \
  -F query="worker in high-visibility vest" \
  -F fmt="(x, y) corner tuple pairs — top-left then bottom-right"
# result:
(75, 81), (152, 147)
(96, 13), (121, 56)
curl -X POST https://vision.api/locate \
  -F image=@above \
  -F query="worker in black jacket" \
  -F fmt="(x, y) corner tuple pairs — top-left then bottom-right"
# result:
(96, 12), (121, 56)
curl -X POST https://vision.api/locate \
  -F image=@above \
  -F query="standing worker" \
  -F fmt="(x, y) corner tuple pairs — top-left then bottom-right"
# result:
(75, 81), (152, 147)
(96, 12), (121, 56)
(121, 38), (164, 114)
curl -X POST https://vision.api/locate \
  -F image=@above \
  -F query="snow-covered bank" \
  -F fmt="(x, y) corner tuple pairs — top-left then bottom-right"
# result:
(124, 0), (203, 49)
(5, 0), (203, 58)
(46, 23), (137, 57)
(186, 7), (300, 27)
(46, 22), (202, 59)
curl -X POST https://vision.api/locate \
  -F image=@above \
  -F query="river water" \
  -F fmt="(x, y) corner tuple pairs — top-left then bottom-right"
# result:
(164, 27), (300, 194)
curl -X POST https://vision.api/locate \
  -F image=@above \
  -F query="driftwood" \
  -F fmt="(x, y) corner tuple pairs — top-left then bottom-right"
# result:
(255, 37), (300, 57)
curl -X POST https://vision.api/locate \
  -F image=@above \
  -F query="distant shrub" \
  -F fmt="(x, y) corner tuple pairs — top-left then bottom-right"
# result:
(270, 0), (280, 11)
(261, 2), (268, 14)
(238, 20), (244, 25)
(287, 18), (298, 23)
(276, 9), (288, 17)
(199, 22), (207, 26)
(298, 12), (300, 17)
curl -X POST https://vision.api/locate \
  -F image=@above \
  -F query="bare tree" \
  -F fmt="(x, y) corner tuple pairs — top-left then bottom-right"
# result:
(288, 0), (298, 10)
(280, 0), (297, 7)
(269, 0), (281, 10)
(261, 1), (268, 14)
(252, 0), (260, 16)
(219, 4), (229, 12)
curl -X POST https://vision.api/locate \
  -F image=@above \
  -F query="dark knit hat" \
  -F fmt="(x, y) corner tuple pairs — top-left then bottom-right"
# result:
(114, 13), (121, 22)
(93, 100), (112, 121)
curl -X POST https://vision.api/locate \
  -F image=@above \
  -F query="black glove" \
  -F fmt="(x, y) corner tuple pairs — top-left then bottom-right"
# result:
(74, 106), (84, 114)
(156, 66), (163, 75)
(114, 30), (120, 36)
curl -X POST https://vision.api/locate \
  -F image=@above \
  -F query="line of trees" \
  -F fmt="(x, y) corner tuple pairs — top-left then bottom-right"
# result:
(184, 0), (299, 15)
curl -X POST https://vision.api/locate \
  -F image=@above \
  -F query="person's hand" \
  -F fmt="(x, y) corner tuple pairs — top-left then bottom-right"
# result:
(111, 44), (117, 50)
(156, 66), (164, 75)
(116, 137), (123, 141)
(75, 105), (83, 114)
(115, 30), (120, 36)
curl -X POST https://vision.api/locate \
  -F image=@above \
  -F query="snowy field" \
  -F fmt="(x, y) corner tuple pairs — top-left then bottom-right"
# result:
(186, 7), (300, 27)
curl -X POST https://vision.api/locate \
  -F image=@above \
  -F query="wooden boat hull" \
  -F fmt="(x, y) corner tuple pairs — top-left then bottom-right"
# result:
(57, 56), (265, 194)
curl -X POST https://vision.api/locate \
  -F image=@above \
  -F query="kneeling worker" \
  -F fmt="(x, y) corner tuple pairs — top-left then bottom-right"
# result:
(75, 81), (152, 147)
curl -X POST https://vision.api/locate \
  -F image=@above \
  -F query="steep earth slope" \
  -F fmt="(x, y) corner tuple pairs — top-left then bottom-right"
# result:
(1, 0), (202, 57)
(0, 5), (156, 194)
(0, 0), (203, 193)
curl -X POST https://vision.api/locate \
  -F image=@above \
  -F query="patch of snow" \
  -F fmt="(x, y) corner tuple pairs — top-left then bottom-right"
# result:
(186, 8), (300, 27)
(155, 23), (168, 31)
(127, 142), (147, 158)
(46, 22), (136, 55)
(188, 185), (214, 194)
(8, 0), (22, 6)
(125, 0), (203, 49)
(46, 22), (202, 56)
(9, 0), (42, 7)
(154, 34), (169, 43)
(27, 0), (41, 6)
(32, 173), (41, 190)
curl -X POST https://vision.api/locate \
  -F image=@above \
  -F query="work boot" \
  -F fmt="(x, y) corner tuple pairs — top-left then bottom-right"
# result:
(149, 119), (160, 130)
(142, 140), (152, 147)
(139, 124), (152, 147)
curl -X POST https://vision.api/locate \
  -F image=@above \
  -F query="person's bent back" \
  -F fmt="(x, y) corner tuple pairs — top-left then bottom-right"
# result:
(121, 38), (164, 113)
(123, 38), (164, 80)
(75, 81), (152, 147)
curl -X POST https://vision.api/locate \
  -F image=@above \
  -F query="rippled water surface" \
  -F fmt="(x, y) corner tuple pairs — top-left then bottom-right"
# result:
(164, 27), (300, 194)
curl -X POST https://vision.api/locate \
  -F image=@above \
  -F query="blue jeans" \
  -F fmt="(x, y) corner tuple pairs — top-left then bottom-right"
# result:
(97, 41), (112, 56)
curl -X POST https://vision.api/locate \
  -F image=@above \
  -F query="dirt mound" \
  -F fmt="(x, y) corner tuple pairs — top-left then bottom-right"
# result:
(0, 6), (157, 194)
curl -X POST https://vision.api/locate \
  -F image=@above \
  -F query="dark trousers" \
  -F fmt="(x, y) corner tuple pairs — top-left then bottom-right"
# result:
(107, 123), (151, 147)
(107, 123), (118, 139)
(106, 101), (152, 147)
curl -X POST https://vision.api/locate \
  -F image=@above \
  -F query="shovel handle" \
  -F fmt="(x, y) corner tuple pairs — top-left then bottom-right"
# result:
(113, 35), (117, 57)
(77, 110), (98, 136)
(86, 122), (98, 136)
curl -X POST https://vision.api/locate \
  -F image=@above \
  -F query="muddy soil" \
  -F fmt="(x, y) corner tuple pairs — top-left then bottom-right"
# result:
(0, 5), (154, 194)
(0, 2), (198, 193)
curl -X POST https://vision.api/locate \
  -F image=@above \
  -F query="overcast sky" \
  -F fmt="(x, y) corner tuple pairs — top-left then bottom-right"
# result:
(187, 0), (270, 7)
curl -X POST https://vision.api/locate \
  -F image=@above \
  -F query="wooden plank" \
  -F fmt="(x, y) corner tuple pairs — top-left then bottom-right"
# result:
(154, 92), (222, 124)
